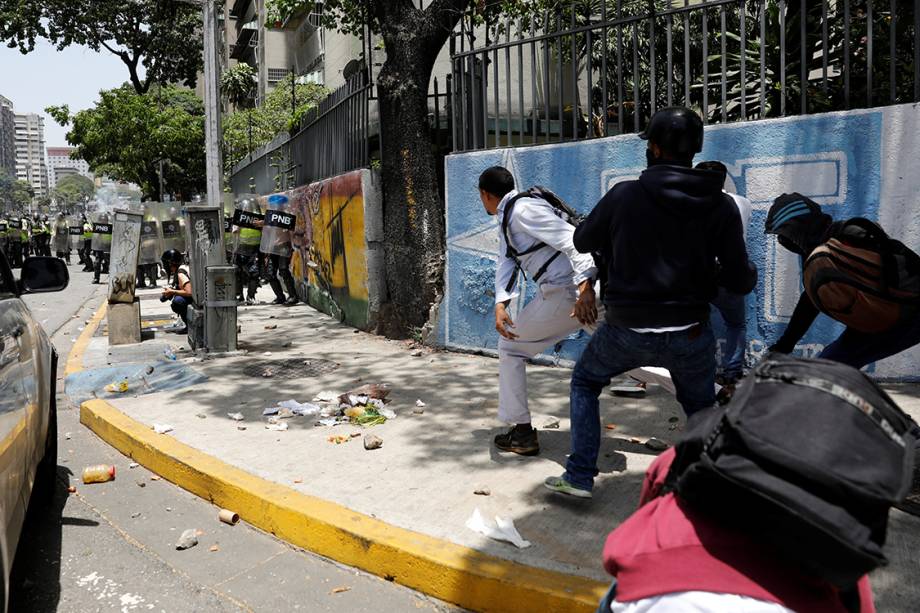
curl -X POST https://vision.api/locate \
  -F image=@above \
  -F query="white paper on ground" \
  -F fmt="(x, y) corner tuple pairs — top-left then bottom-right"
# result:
(153, 423), (174, 434)
(465, 508), (531, 549)
(277, 399), (322, 416)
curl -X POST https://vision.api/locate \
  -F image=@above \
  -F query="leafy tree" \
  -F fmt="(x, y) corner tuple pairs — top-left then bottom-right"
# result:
(52, 174), (95, 209)
(222, 74), (327, 173)
(0, 0), (202, 94)
(221, 63), (258, 109)
(47, 84), (206, 200)
(0, 169), (34, 213)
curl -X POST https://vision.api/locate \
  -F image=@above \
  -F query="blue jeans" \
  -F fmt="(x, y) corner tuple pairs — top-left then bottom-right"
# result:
(820, 316), (920, 368)
(171, 295), (190, 325)
(564, 322), (716, 491)
(711, 289), (747, 380)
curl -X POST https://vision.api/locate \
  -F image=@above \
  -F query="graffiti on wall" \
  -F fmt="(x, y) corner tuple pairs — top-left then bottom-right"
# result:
(281, 170), (372, 328)
(440, 103), (920, 381)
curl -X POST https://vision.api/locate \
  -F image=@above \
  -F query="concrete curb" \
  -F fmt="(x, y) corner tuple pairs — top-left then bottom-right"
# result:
(70, 300), (608, 613)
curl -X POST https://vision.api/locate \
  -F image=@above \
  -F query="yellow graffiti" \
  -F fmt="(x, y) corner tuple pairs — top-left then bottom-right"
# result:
(402, 148), (417, 227)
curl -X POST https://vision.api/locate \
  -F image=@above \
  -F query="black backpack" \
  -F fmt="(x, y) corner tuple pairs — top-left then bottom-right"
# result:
(500, 186), (594, 294)
(666, 353), (917, 588)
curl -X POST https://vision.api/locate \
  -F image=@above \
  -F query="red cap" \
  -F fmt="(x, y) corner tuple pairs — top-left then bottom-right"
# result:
(109, 465), (116, 478)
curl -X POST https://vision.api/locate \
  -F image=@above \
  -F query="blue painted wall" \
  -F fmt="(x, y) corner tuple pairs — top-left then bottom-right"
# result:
(440, 104), (920, 380)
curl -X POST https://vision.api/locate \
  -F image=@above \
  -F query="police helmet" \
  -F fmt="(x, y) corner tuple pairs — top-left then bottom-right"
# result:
(639, 107), (704, 155)
(161, 249), (184, 269)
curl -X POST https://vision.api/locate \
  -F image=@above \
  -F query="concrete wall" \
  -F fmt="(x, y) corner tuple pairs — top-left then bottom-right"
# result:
(276, 168), (384, 330)
(438, 103), (920, 381)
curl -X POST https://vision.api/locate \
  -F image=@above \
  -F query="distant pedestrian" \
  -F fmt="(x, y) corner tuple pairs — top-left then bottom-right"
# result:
(545, 107), (757, 498)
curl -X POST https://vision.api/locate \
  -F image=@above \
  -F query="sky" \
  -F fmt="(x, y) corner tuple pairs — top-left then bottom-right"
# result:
(1, 39), (145, 148)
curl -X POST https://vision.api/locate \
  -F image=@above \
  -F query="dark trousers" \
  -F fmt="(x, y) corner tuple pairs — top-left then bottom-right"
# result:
(9, 243), (21, 268)
(93, 252), (110, 282)
(565, 322), (717, 491)
(820, 316), (920, 369)
(171, 296), (190, 325)
(235, 253), (261, 301)
(265, 253), (297, 302)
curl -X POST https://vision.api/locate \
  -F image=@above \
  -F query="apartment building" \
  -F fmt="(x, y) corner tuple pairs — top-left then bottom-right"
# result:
(0, 95), (15, 178)
(228, 0), (294, 105)
(47, 146), (93, 191)
(14, 112), (47, 199)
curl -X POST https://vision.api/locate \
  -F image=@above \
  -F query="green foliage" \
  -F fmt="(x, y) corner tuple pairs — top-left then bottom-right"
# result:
(0, 169), (34, 213)
(222, 74), (327, 173)
(0, 0), (202, 94)
(47, 84), (206, 200)
(52, 174), (95, 208)
(221, 64), (258, 108)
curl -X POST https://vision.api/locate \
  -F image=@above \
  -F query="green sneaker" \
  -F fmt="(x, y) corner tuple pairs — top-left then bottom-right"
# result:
(543, 476), (592, 499)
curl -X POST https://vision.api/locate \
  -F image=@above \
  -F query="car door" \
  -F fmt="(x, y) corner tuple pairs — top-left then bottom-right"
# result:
(0, 268), (31, 567)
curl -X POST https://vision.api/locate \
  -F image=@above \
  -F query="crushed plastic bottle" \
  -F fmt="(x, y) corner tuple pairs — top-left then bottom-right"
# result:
(164, 347), (177, 361)
(82, 464), (116, 484)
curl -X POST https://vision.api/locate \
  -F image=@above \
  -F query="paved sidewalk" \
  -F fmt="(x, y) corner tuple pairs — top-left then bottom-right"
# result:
(67, 286), (920, 612)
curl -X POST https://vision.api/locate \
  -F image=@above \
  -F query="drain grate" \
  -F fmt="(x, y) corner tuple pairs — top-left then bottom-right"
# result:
(241, 358), (339, 379)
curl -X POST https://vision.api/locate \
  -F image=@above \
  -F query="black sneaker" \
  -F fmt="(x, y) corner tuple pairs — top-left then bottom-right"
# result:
(283, 297), (299, 306)
(271, 297), (286, 305)
(494, 425), (540, 456)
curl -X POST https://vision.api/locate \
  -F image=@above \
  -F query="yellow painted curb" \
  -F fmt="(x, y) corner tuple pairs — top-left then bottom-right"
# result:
(80, 399), (608, 612)
(65, 300), (107, 376)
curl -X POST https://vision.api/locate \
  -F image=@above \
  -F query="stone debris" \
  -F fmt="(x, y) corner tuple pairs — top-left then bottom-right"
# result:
(363, 434), (383, 450)
(474, 488), (491, 496)
(415, 399), (426, 408)
(176, 529), (199, 550)
(644, 437), (670, 452)
(227, 412), (244, 421)
(264, 324), (278, 330)
(538, 415), (560, 429)
(152, 423), (174, 434)
(265, 422), (289, 431)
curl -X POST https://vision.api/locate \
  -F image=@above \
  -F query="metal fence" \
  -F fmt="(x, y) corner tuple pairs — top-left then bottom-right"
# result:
(450, 0), (920, 152)
(228, 71), (372, 194)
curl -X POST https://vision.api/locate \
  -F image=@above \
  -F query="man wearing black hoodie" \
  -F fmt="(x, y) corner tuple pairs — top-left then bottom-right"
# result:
(545, 107), (757, 498)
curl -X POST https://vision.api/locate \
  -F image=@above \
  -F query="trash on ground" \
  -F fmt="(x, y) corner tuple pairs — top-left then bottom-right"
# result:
(342, 383), (390, 402)
(261, 369), (274, 378)
(67, 485), (77, 493)
(411, 349), (423, 357)
(218, 509), (240, 525)
(153, 423), (174, 434)
(145, 366), (155, 375)
(237, 426), (247, 431)
(415, 399), (426, 408)
(465, 508), (531, 549)
(538, 416), (560, 429)
(628, 437), (642, 444)
(65, 432), (72, 440)
(136, 480), (146, 488)
(209, 544), (220, 552)
(605, 424), (617, 430)
(265, 422), (289, 431)
(364, 434), (383, 450)
(264, 324), (278, 330)
(105, 380), (130, 394)
(277, 399), (322, 416)
(344, 405), (366, 419)
(328, 435), (350, 444)
(129, 462), (139, 469)
(151, 475), (161, 481)
(474, 488), (491, 496)
(378, 407), (397, 420)
(227, 412), (244, 421)
(196, 413), (207, 419)
(317, 418), (340, 427)
(313, 390), (340, 403)
(262, 406), (279, 416)
(645, 437), (670, 452)
(176, 529), (199, 550)
(413, 407), (425, 415)
(82, 464), (116, 484)
(163, 348), (177, 360)
(330, 586), (351, 595)
(131, 512), (141, 518)
(293, 477), (303, 484)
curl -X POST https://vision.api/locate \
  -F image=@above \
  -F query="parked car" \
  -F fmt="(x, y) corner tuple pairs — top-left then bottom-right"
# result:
(0, 254), (69, 612)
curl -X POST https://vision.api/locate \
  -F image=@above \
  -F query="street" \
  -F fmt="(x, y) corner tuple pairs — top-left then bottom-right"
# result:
(9, 264), (455, 613)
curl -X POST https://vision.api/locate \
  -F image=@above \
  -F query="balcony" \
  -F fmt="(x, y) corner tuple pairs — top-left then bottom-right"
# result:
(230, 19), (258, 60)
(229, 0), (252, 19)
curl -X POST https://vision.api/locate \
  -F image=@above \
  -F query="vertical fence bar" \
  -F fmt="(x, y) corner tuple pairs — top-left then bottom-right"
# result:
(586, 10), (594, 137)
(517, 19), (524, 146)
(446, 74), (453, 151)
(890, 0), (896, 103)
(760, 0), (767, 117)
(460, 57), (468, 151)
(617, 3), (625, 134)
(822, 0), (829, 93)
(557, 11), (564, 142)
(800, 0), (807, 113)
(915, 0), (920, 102)
(867, 0), (874, 107)
(720, 5), (727, 122)
(649, 9), (657, 116)
(493, 42), (500, 148)
(505, 18), (512, 146)
(683, 1), (690, 107)
(571, 8), (578, 141)
(600, 1), (608, 136)
(434, 77), (441, 152)
(543, 12), (551, 142)
(740, 2), (747, 119)
(531, 16), (539, 143)
(779, 0), (786, 116)
(844, 0), (851, 108)
(632, 21), (640, 132)
(666, 14), (674, 106)
(481, 49), (489, 148)
(703, 8), (709, 122)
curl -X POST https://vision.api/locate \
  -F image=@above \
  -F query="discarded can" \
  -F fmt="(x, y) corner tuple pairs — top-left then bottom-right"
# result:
(218, 509), (240, 525)
(82, 464), (116, 484)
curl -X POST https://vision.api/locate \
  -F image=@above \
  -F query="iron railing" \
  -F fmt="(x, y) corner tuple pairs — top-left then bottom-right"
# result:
(450, 0), (920, 152)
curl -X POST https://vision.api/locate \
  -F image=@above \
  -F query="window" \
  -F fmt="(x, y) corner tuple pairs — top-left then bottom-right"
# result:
(267, 68), (290, 84)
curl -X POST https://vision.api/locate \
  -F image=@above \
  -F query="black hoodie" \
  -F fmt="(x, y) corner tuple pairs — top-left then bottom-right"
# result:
(574, 164), (757, 328)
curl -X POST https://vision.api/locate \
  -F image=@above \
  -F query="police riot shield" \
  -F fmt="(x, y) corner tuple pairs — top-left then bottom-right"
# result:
(91, 212), (113, 253)
(8, 218), (21, 245)
(53, 216), (70, 253)
(138, 205), (164, 265)
(69, 215), (83, 251)
(160, 204), (186, 253)
(232, 194), (263, 257)
(259, 193), (295, 257)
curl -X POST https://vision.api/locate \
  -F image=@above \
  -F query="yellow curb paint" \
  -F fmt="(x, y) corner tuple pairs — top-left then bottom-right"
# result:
(65, 300), (107, 376)
(80, 399), (608, 613)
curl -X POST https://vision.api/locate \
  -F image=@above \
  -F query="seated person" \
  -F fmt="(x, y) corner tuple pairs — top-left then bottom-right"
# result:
(160, 249), (191, 334)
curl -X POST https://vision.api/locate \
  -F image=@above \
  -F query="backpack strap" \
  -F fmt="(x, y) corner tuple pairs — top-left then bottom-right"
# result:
(500, 189), (553, 293)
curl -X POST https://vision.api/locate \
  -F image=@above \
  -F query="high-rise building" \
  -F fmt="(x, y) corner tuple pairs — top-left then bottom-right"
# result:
(227, 0), (293, 104)
(47, 146), (93, 191)
(14, 112), (48, 199)
(0, 95), (15, 178)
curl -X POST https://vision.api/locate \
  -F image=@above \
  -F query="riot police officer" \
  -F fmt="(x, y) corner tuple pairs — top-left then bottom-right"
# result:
(232, 195), (264, 305)
(91, 212), (112, 284)
(81, 215), (94, 272)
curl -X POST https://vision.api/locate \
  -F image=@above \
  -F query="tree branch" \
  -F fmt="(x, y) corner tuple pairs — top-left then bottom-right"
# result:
(424, 0), (472, 40)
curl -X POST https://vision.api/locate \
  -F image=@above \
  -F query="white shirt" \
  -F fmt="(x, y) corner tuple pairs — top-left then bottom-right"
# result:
(494, 190), (597, 303)
(612, 592), (795, 613)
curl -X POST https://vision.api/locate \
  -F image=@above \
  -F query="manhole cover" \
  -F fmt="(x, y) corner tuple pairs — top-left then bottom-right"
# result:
(241, 358), (339, 379)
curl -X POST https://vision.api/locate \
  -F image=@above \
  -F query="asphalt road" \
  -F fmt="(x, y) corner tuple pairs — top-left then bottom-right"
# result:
(9, 264), (456, 613)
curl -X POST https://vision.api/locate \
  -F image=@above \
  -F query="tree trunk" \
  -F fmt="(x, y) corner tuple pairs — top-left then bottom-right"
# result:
(372, 0), (468, 338)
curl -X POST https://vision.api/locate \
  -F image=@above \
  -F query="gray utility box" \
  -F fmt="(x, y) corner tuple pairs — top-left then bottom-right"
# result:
(205, 265), (238, 352)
